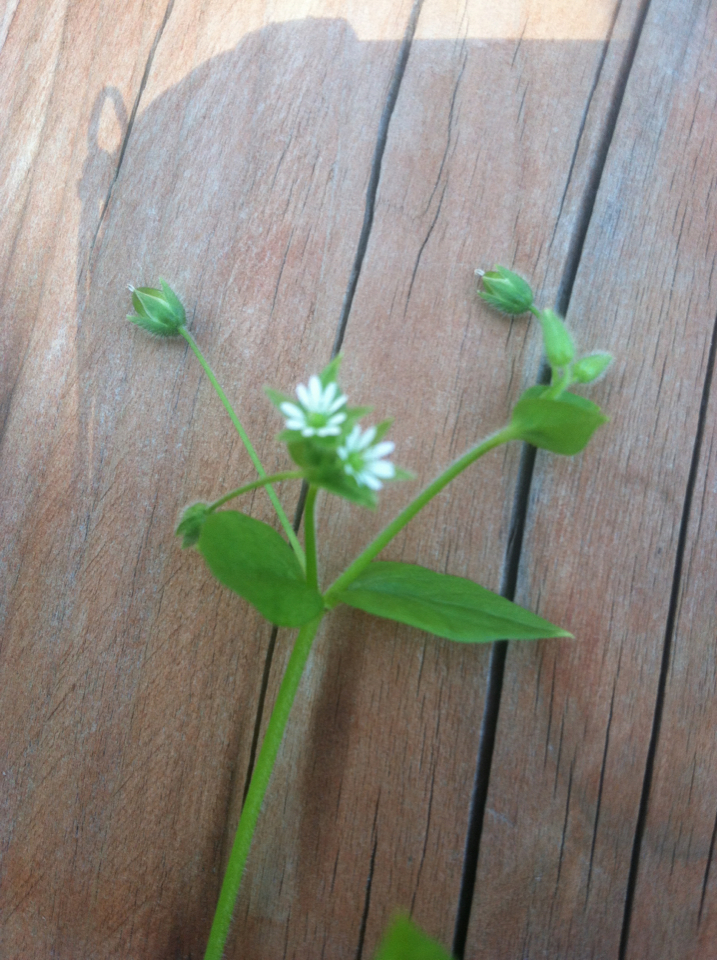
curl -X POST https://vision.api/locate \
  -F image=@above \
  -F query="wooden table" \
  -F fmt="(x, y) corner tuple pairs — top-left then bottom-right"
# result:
(2, 1), (716, 957)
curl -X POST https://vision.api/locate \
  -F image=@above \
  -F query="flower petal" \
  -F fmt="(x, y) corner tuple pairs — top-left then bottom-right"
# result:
(370, 460), (395, 479)
(280, 402), (304, 419)
(308, 375), (323, 406)
(364, 440), (395, 460)
(344, 425), (362, 451)
(357, 426), (376, 450)
(360, 472), (383, 490)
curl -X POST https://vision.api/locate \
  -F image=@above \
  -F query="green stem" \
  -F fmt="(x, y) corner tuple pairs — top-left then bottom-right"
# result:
(203, 613), (325, 960)
(207, 471), (304, 514)
(323, 425), (518, 606)
(180, 327), (305, 569)
(545, 366), (573, 399)
(304, 485), (319, 590)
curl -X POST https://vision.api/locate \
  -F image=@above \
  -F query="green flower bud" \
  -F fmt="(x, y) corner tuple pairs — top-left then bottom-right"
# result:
(127, 279), (186, 337)
(176, 502), (209, 548)
(538, 308), (575, 368)
(572, 351), (613, 383)
(477, 266), (533, 315)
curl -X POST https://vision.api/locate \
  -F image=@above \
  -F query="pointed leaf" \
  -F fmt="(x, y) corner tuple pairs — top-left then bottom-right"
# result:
(336, 561), (571, 643)
(318, 354), (342, 387)
(198, 511), (323, 627)
(264, 386), (295, 410)
(374, 915), (453, 960)
(511, 385), (608, 455)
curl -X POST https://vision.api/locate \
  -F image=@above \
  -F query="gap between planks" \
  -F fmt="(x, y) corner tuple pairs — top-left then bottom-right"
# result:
(452, 0), (657, 954)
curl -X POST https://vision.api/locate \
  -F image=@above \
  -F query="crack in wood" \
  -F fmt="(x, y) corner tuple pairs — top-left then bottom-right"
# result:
(88, 0), (176, 267)
(619, 306), (717, 957)
(331, 0), (425, 358)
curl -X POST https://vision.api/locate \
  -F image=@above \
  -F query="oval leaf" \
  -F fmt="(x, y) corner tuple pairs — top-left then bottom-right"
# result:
(198, 511), (324, 627)
(336, 561), (571, 643)
(511, 385), (608, 455)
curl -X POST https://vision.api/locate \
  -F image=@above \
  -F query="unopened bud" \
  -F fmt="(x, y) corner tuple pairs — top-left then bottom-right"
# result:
(477, 266), (533, 315)
(176, 502), (209, 548)
(538, 308), (574, 368)
(572, 352), (613, 383)
(127, 279), (186, 337)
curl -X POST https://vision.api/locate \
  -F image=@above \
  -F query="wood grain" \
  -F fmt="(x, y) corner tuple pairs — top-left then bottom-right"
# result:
(2, 0), (715, 958)
(1, 2), (415, 956)
(466, 0), (717, 956)
(228, 1), (651, 957)
(626, 277), (717, 950)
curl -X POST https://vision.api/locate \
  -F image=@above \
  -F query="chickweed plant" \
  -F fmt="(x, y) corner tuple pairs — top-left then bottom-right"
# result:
(127, 267), (612, 959)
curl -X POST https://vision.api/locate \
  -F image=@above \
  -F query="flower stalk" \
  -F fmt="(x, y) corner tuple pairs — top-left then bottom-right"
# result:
(179, 327), (306, 570)
(323, 424), (519, 605)
(203, 613), (325, 960)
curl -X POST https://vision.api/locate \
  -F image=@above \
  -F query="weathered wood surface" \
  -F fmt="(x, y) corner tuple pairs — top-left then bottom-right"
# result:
(1, 2), (715, 959)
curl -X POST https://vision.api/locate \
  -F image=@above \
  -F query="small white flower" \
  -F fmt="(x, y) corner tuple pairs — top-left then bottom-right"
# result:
(280, 375), (348, 437)
(338, 425), (396, 491)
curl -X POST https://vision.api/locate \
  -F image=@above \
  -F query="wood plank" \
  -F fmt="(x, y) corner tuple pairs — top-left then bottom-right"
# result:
(626, 332), (717, 947)
(227, 2), (652, 957)
(466, 0), (717, 955)
(0, 2), (415, 956)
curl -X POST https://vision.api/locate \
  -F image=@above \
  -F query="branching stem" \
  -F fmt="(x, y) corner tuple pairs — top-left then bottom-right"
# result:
(207, 472), (304, 513)
(180, 327), (305, 569)
(323, 425), (518, 605)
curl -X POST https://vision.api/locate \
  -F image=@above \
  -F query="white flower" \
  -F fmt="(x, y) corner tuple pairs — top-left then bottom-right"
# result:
(280, 375), (347, 437)
(338, 425), (396, 490)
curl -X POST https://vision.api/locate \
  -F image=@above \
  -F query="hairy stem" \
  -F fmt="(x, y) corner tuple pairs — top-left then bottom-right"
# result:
(323, 425), (518, 605)
(203, 613), (325, 960)
(207, 471), (304, 514)
(180, 327), (305, 569)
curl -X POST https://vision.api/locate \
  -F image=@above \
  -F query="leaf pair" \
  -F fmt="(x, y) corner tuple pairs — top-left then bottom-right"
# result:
(196, 511), (569, 641)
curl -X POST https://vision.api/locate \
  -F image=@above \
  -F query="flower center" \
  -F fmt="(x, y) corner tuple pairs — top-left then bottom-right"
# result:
(306, 411), (330, 428)
(345, 451), (365, 473)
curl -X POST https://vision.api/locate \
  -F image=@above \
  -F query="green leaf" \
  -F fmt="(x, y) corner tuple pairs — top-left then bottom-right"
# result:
(198, 511), (324, 627)
(511, 385), (608, 455)
(264, 386), (295, 410)
(374, 915), (452, 960)
(336, 561), (571, 643)
(318, 353), (342, 387)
